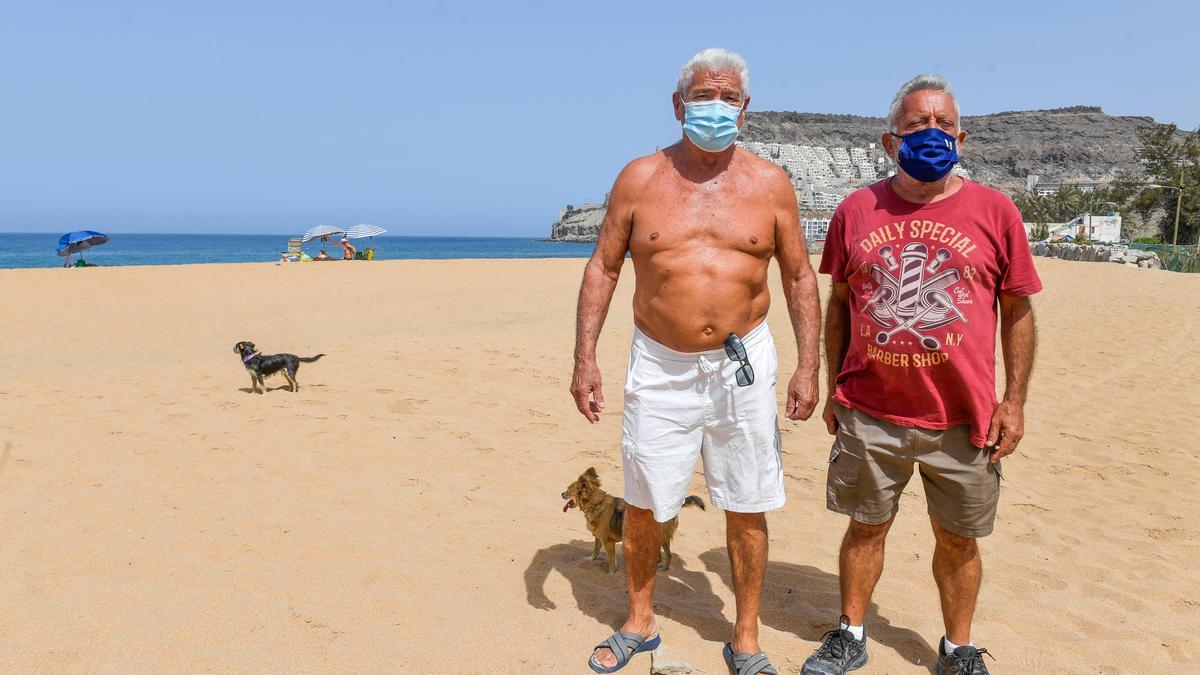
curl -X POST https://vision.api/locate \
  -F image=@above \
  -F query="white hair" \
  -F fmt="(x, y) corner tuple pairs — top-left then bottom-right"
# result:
(887, 73), (959, 132)
(676, 48), (749, 97)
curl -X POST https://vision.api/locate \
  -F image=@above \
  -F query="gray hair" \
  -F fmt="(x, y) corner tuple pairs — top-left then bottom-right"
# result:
(676, 48), (750, 98)
(887, 73), (959, 132)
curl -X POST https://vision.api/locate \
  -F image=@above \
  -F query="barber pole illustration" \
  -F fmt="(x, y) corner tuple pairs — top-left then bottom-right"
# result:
(894, 243), (928, 317)
(865, 242), (967, 350)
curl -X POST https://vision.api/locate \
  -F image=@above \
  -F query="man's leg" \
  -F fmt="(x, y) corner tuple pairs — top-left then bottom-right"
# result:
(839, 516), (895, 625)
(592, 504), (661, 669)
(726, 511), (768, 654)
(930, 518), (981, 646)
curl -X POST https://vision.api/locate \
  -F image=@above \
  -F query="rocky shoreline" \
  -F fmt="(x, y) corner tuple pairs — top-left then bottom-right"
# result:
(1030, 241), (1164, 269)
(549, 203), (605, 242)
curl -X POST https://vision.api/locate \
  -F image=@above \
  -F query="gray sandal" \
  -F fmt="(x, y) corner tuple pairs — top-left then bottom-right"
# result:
(723, 642), (778, 675)
(588, 631), (661, 673)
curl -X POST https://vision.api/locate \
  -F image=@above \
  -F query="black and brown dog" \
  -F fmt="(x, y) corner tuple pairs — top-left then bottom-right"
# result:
(233, 341), (324, 393)
(562, 467), (705, 573)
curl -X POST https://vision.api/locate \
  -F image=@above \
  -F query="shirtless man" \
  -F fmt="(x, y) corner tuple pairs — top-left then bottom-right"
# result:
(571, 48), (821, 674)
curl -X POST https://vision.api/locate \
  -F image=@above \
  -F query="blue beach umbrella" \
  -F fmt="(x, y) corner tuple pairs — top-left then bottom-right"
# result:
(57, 230), (109, 256)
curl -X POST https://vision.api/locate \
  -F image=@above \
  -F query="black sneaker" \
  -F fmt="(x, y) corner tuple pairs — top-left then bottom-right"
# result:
(801, 615), (868, 675)
(935, 638), (994, 675)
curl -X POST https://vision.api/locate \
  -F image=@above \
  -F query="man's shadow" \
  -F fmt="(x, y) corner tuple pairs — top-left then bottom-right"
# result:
(698, 549), (938, 668)
(524, 540), (734, 643)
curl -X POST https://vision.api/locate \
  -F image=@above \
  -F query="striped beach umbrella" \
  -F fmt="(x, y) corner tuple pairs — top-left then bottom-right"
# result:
(345, 224), (387, 240)
(300, 224), (346, 243)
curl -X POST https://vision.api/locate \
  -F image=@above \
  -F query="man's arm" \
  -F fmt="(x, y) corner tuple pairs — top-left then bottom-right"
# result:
(821, 281), (851, 434)
(772, 172), (821, 421)
(570, 164), (639, 423)
(987, 293), (1036, 462)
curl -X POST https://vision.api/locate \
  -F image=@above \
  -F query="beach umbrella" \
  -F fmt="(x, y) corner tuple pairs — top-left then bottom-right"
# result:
(300, 224), (346, 243)
(344, 224), (387, 240)
(57, 230), (109, 256)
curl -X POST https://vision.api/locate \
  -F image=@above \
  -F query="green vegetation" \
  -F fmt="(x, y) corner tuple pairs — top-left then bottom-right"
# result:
(1010, 124), (1198, 245)
(1011, 185), (1124, 240)
(1123, 124), (1199, 246)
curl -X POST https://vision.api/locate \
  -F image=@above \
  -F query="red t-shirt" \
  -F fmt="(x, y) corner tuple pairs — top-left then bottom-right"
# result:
(819, 178), (1042, 446)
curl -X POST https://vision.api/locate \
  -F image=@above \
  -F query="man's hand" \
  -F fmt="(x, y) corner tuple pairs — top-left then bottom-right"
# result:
(570, 358), (605, 423)
(785, 366), (819, 421)
(985, 399), (1024, 463)
(821, 399), (839, 435)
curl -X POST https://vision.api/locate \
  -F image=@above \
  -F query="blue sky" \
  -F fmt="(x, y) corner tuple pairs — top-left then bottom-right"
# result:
(1, 0), (1196, 236)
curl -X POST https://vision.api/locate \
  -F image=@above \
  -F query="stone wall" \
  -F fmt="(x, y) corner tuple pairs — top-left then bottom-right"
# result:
(1030, 242), (1163, 269)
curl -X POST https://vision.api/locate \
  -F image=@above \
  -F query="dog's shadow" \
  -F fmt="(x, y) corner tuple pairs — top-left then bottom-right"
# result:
(523, 540), (733, 643)
(698, 548), (938, 668)
(237, 385), (294, 394)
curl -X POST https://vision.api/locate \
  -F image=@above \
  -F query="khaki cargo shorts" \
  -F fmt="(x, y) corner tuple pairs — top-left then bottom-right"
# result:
(826, 404), (1002, 538)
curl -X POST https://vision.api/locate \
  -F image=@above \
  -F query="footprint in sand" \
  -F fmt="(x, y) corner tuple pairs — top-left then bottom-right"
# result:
(1145, 527), (1195, 542)
(389, 398), (428, 414)
(375, 388), (394, 394)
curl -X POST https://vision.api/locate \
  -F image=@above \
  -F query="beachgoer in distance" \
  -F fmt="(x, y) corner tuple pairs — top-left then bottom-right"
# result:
(337, 237), (356, 260)
(315, 249), (330, 261)
(801, 74), (1041, 675)
(571, 48), (821, 674)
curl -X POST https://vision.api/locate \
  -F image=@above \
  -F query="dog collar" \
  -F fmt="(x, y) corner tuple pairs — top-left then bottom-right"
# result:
(242, 352), (259, 363)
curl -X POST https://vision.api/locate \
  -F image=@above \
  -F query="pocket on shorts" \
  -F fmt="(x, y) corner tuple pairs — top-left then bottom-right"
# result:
(623, 349), (644, 398)
(827, 438), (861, 487)
(621, 437), (641, 492)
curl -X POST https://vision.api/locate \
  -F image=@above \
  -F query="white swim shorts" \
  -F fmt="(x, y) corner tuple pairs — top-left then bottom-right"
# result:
(620, 320), (785, 522)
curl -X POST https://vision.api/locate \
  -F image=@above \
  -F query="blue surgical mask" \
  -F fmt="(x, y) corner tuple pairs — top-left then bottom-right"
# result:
(682, 100), (743, 152)
(890, 127), (959, 182)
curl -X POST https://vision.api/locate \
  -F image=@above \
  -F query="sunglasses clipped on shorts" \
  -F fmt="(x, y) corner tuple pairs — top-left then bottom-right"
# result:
(724, 333), (754, 387)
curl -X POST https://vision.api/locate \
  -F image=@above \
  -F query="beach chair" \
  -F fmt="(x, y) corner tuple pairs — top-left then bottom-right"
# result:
(283, 238), (302, 262)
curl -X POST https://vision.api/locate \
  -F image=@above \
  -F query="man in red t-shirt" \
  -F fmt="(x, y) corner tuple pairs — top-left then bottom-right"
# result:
(802, 75), (1040, 675)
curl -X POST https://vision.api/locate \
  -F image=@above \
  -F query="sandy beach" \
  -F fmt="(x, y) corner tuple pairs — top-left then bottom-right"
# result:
(0, 256), (1196, 672)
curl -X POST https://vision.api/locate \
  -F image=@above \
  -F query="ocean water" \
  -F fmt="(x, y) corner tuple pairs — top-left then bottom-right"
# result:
(0, 233), (596, 269)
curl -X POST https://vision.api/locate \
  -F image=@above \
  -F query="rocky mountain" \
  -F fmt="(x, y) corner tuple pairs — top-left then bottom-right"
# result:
(549, 203), (606, 242)
(741, 106), (1160, 189)
(548, 106), (1174, 241)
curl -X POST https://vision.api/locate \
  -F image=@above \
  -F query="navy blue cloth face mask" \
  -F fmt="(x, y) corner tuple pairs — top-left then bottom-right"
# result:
(889, 127), (960, 182)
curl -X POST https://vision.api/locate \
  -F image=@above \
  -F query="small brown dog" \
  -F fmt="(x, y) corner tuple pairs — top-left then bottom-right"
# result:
(562, 467), (704, 573)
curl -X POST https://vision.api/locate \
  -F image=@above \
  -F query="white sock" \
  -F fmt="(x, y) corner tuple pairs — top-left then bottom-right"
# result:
(942, 636), (973, 653)
(838, 619), (864, 641)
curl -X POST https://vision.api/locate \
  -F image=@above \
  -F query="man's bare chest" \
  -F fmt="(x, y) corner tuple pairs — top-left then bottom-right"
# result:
(631, 183), (776, 255)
